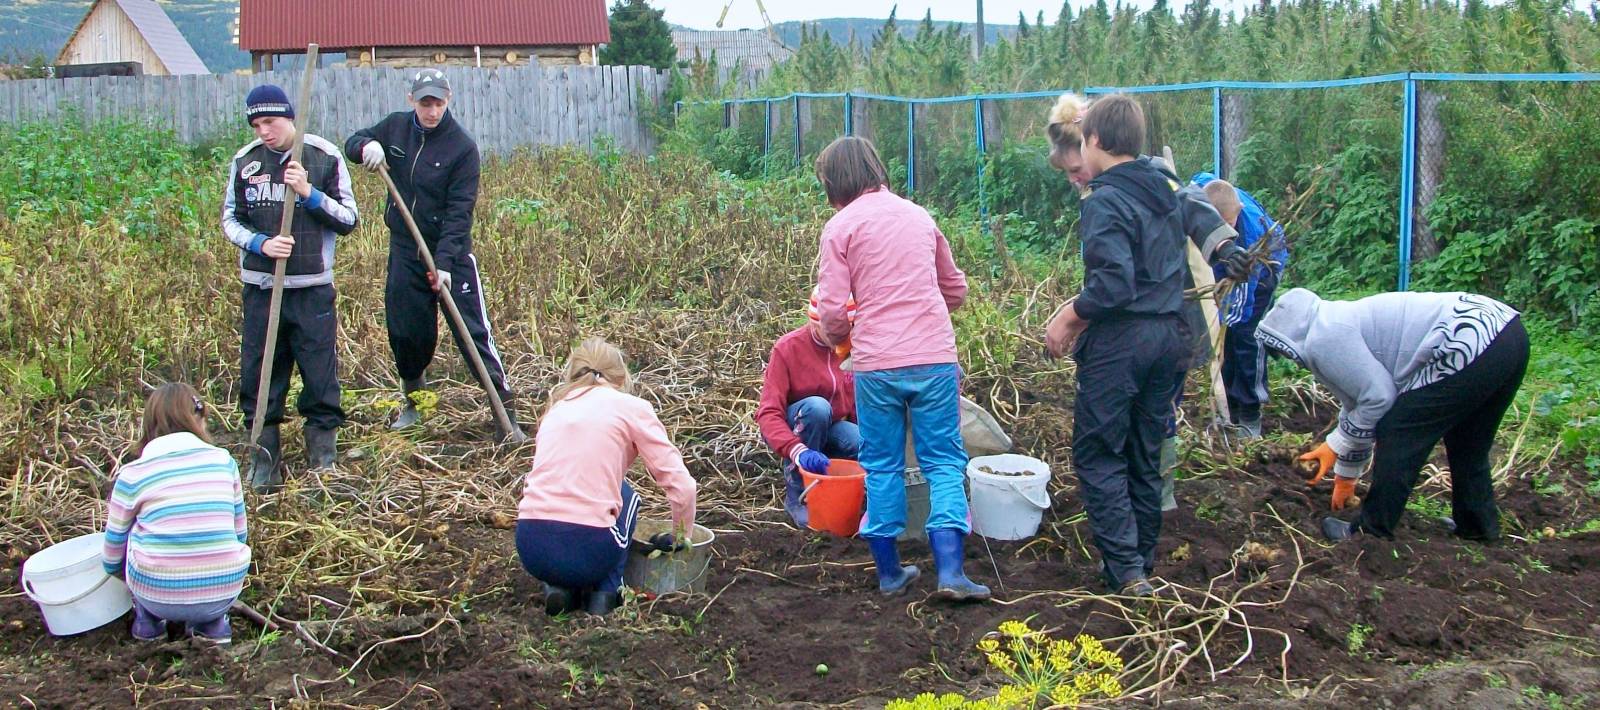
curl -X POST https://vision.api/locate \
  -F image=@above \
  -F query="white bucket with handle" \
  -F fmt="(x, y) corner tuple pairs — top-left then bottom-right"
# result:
(967, 455), (1052, 541)
(21, 532), (134, 636)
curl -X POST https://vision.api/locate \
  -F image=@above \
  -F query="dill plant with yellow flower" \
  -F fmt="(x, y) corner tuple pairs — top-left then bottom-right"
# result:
(885, 619), (1125, 709)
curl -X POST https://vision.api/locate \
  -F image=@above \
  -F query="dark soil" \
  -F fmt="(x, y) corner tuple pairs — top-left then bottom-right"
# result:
(5, 399), (1598, 708)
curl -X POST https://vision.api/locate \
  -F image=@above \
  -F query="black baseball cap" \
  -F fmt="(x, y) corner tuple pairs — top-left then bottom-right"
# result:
(411, 69), (450, 101)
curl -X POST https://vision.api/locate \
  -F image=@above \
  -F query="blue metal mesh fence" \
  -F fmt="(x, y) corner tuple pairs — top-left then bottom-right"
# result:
(690, 72), (1600, 291)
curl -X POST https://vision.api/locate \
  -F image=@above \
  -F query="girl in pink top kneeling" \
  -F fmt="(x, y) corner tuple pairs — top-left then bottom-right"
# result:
(515, 338), (698, 616)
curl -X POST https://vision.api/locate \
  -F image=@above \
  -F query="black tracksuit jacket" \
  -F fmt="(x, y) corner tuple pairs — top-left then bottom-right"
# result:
(344, 109), (480, 274)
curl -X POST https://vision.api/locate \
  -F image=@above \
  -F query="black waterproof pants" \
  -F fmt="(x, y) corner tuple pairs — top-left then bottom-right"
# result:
(240, 283), (345, 431)
(1071, 316), (1186, 588)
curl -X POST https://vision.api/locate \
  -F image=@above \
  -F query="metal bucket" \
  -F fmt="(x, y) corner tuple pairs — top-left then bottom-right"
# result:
(623, 521), (715, 595)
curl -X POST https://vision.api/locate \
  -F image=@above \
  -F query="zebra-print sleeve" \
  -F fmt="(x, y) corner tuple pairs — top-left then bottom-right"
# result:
(1403, 295), (1518, 392)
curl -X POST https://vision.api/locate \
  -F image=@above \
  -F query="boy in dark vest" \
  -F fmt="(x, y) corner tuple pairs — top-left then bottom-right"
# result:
(221, 85), (359, 490)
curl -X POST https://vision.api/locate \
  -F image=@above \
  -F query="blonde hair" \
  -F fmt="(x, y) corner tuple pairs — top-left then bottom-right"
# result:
(1046, 92), (1089, 153)
(547, 337), (632, 411)
(1203, 180), (1244, 225)
(137, 382), (210, 453)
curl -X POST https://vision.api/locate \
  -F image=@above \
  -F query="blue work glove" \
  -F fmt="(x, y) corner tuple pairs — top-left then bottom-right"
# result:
(794, 447), (830, 475)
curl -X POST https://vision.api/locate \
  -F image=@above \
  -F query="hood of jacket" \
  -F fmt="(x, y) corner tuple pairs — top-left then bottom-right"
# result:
(1256, 287), (1321, 366)
(1087, 156), (1180, 216)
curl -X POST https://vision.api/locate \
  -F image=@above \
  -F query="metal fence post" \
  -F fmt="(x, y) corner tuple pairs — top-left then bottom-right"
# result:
(906, 101), (916, 194)
(1398, 75), (1417, 291)
(844, 93), (854, 136)
(793, 96), (802, 166)
(1211, 87), (1222, 176)
(763, 99), (773, 177)
(975, 98), (988, 229)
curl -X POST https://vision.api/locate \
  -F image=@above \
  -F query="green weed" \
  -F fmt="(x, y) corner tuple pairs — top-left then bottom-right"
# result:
(1346, 623), (1375, 656)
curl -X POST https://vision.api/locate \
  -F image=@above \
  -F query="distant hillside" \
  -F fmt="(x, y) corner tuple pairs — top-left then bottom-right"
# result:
(1, 0), (250, 73)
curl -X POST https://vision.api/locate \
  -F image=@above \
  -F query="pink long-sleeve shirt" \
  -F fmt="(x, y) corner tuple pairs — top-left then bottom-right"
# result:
(815, 188), (968, 372)
(517, 384), (698, 532)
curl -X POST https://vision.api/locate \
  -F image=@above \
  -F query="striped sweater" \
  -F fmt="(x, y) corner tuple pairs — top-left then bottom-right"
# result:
(102, 432), (251, 605)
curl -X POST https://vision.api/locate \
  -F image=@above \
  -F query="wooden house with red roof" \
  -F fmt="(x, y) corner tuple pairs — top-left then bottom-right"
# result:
(238, 0), (610, 71)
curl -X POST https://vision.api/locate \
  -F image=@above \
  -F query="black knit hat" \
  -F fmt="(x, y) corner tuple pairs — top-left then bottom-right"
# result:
(245, 84), (295, 124)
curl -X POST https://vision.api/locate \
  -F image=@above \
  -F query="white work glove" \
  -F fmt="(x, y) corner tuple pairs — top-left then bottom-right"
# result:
(361, 141), (386, 172)
(428, 269), (452, 293)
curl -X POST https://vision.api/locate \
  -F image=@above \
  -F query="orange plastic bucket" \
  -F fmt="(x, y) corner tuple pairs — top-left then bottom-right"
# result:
(800, 459), (867, 537)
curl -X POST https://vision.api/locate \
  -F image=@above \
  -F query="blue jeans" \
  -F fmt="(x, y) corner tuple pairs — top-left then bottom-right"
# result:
(516, 481), (640, 593)
(783, 397), (862, 526)
(133, 595), (234, 625)
(855, 363), (969, 538)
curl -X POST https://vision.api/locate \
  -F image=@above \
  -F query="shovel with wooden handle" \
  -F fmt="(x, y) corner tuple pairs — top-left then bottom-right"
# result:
(247, 43), (319, 492)
(1163, 145), (1232, 434)
(376, 164), (525, 444)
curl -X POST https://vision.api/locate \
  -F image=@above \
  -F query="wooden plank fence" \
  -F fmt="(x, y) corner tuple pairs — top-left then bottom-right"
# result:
(0, 63), (672, 154)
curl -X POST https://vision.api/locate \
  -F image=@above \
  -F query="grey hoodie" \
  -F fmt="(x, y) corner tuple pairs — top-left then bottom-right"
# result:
(1256, 288), (1519, 478)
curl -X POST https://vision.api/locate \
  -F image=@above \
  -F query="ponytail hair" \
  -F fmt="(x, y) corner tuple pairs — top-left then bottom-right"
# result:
(547, 337), (632, 411)
(136, 382), (210, 453)
(1046, 92), (1089, 154)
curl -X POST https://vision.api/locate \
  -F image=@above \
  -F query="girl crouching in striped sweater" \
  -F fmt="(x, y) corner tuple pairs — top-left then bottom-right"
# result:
(102, 383), (250, 644)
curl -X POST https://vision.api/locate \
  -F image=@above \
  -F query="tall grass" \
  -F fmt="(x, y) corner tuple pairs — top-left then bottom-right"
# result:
(0, 117), (1077, 553)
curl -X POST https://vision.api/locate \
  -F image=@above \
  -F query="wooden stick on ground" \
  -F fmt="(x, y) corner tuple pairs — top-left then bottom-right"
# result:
(231, 599), (346, 659)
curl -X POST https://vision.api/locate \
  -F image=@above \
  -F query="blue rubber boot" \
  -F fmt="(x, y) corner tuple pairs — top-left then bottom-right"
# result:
(929, 529), (991, 602)
(131, 603), (166, 642)
(865, 536), (920, 596)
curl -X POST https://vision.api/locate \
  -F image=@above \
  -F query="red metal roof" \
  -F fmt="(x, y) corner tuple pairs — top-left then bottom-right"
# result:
(239, 0), (610, 53)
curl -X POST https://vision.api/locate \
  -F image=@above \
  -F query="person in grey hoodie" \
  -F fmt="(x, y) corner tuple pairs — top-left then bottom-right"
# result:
(1255, 288), (1528, 541)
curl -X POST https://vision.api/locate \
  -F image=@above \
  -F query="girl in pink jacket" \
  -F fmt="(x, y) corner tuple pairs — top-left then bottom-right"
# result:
(516, 338), (698, 616)
(812, 137), (989, 601)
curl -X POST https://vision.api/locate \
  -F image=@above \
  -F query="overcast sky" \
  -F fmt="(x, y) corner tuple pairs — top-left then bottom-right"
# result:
(657, 1), (1103, 31)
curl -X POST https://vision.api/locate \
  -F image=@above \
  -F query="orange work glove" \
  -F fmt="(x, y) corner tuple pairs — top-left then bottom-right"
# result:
(833, 337), (852, 360)
(1297, 443), (1337, 485)
(1331, 476), (1358, 511)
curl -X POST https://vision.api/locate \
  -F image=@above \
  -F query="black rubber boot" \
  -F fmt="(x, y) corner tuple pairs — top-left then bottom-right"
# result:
(391, 377), (426, 430)
(305, 426), (337, 469)
(248, 425), (282, 493)
(585, 590), (623, 616)
(1322, 516), (1358, 541)
(543, 584), (580, 616)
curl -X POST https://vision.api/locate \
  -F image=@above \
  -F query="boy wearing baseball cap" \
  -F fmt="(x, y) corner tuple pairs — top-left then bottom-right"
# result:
(344, 70), (525, 441)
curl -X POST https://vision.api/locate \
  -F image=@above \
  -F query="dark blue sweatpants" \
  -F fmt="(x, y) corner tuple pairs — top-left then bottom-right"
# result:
(516, 482), (640, 593)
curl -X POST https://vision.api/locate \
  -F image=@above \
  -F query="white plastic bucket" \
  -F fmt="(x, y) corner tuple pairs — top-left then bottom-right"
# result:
(21, 532), (134, 636)
(967, 455), (1052, 541)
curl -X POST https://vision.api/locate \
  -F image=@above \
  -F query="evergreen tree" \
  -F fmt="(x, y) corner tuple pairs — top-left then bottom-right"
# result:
(599, 0), (676, 69)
